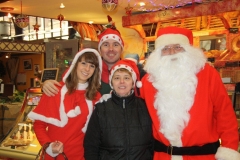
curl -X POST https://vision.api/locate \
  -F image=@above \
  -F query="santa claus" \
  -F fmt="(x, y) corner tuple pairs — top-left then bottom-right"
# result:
(140, 26), (240, 160)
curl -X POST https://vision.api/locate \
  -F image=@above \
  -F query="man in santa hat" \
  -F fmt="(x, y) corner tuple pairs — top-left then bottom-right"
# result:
(140, 26), (240, 160)
(42, 27), (139, 96)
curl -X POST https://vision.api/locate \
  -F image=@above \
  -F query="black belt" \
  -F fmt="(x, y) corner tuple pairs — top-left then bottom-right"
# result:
(154, 139), (220, 155)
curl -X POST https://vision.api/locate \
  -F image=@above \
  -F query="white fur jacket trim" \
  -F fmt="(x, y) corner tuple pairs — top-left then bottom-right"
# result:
(215, 146), (240, 160)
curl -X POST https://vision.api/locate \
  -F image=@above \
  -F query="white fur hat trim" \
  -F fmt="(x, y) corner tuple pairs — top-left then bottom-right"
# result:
(109, 64), (137, 88)
(98, 34), (123, 52)
(155, 34), (190, 49)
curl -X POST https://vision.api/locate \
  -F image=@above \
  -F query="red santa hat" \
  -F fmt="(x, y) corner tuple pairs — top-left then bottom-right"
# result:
(155, 26), (193, 49)
(98, 28), (124, 52)
(62, 48), (102, 84)
(109, 59), (142, 95)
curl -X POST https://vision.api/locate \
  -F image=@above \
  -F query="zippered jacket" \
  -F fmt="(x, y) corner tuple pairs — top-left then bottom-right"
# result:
(84, 91), (154, 160)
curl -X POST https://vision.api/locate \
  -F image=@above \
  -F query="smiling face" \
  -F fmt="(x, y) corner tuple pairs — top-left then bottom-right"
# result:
(76, 57), (96, 83)
(100, 39), (123, 69)
(111, 68), (134, 97)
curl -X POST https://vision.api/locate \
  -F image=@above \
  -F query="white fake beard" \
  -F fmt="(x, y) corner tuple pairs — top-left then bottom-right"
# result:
(144, 46), (206, 146)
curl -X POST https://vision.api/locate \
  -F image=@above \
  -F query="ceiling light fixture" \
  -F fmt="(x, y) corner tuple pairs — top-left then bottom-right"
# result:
(58, 2), (65, 29)
(102, 0), (118, 12)
(139, 2), (145, 6)
(0, 7), (14, 12)
(5, 53), (11, 59)
(88, 21), (93, 24)
(60, 3), (65, 9)
(0, 7), (13, 20)
(14, 0), (29, 28)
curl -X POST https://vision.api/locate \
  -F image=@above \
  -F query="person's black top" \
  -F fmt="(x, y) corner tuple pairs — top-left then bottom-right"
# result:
(84, 91), (153, 160)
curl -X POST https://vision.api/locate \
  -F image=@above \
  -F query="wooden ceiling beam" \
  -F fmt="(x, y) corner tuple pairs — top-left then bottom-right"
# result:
(216, 13), (231, 29)
(122, 0), (240, 27)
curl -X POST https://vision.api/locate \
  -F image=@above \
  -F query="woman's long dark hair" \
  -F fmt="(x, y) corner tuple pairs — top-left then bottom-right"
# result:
(65, 52), (100, 100)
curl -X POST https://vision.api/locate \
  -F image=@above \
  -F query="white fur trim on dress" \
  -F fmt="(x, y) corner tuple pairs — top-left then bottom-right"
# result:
(67, 106), (81, 117)
(62, 48), (102, 84)
(27, 85), (69, 127)
(155, 34), (190, 49)
(28, 111), (68, 127)
(215, 146), (240, 160)
(82, 99), (94, 133)
(28, 82), (91, 128)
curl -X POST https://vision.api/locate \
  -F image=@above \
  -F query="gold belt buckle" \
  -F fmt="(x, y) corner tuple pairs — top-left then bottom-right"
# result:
(167, 145), (173, 155)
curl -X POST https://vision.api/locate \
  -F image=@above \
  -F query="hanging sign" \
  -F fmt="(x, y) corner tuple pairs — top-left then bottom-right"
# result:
(229, 28), (239, 34)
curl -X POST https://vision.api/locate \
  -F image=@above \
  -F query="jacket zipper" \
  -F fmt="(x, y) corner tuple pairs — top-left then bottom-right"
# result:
(123, 99), (129, 160)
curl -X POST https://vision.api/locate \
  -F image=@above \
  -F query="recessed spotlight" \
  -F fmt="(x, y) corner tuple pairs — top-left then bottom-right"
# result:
(139, 2), (145, 6)
(175, 11), (180, 14)
(89, 21), (93, 24)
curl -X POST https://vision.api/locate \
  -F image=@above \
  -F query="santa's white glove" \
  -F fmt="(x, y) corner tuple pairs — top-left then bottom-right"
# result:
(46, 143), (59, 157)
(95, 93), (112, 104)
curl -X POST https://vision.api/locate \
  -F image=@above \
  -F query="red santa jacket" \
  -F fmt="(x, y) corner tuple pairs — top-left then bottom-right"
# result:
(140, 64), (240, 160)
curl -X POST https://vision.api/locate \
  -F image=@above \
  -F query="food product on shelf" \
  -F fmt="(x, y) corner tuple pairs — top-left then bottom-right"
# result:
(204, 49), (229, 60)
(1, 122), (36, 150)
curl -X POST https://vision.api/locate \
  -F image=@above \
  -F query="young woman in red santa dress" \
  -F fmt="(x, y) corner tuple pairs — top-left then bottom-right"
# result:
(28, 48), (102, 160)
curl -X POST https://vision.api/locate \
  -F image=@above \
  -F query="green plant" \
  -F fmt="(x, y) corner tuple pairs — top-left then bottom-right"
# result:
(0, 90), (25, 104)
(9, 90), (25, 103)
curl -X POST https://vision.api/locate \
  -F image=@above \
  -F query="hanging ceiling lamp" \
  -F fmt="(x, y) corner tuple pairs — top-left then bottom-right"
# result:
(0, 7), (14, 12)
(0, 7), (14, 19)
(102, 0), (118, 12)
(15, 0), (29, 28)
(57, 14), (64, 28)
(33, 17), (40, 39)
(57, 2), (65, 28)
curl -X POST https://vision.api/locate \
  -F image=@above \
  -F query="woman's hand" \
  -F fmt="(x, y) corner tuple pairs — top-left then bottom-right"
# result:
(46, 141), (64, 157)
(52, 141), (64, 153)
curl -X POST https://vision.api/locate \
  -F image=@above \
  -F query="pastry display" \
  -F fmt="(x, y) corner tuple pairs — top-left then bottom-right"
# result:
(1, 122), (36, 150)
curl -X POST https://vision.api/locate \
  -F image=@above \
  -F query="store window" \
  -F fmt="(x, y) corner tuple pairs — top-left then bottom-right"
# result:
(44, 18), (53, 38)
(200, 35), (226, 51)
(0, 15), (70, 41)
(52, 19), (68, 39)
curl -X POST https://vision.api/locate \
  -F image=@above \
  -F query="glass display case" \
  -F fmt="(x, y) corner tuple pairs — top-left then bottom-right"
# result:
(0, 87), (42, 160)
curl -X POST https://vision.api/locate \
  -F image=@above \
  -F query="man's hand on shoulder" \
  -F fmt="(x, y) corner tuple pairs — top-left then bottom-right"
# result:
(42, 80), (61, 97)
